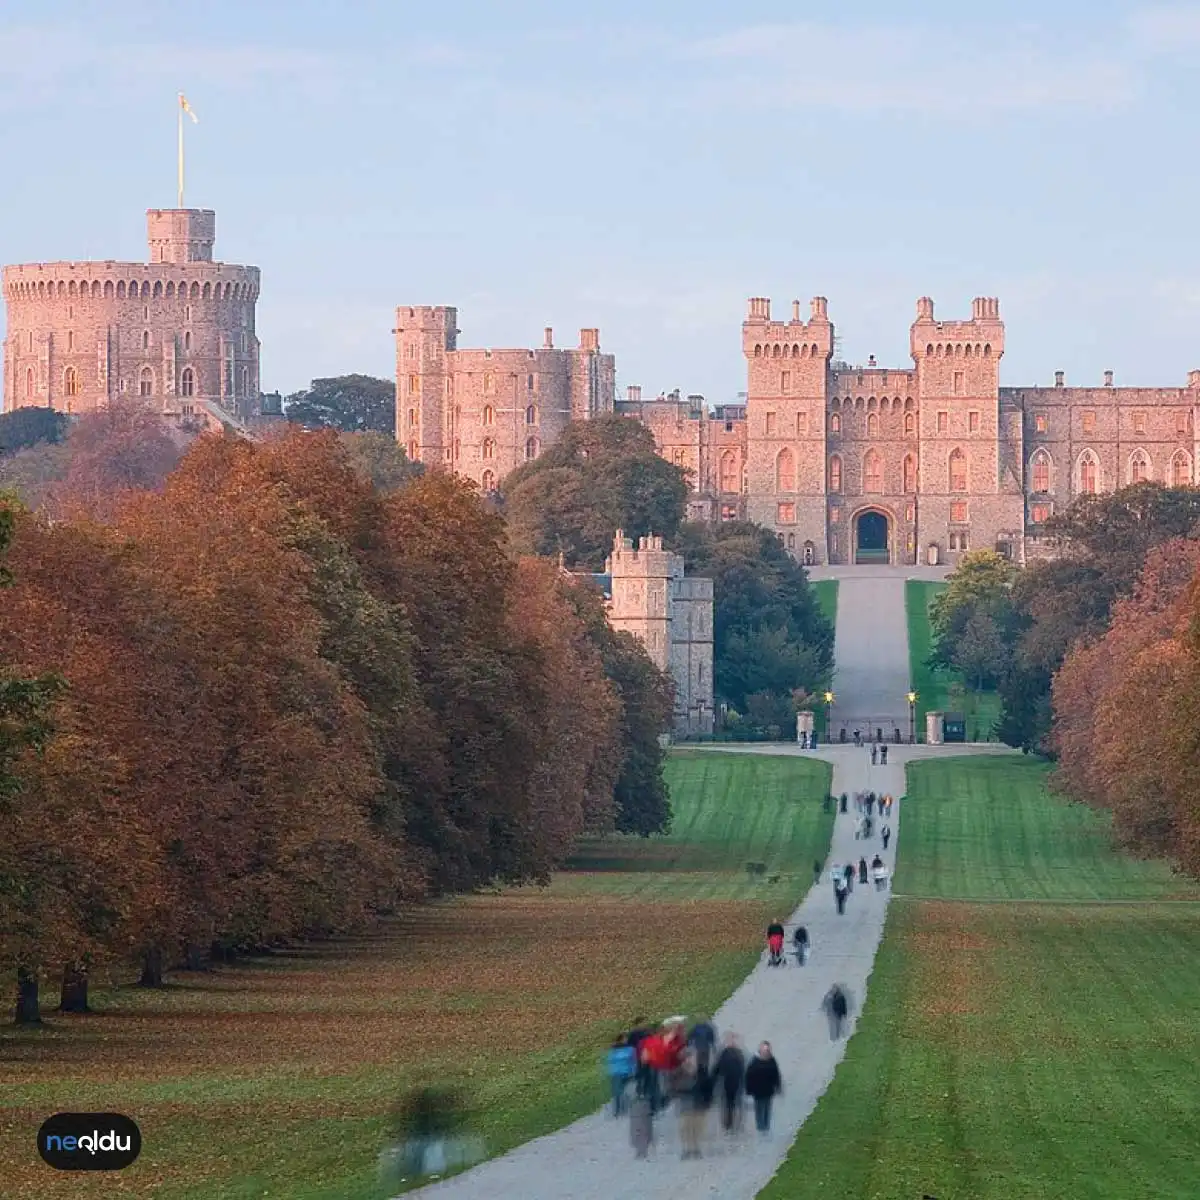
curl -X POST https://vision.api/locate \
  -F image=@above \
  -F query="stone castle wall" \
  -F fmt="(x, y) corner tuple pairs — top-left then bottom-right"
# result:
(394, 306), (615, 489)
(2, 209), (261, 425)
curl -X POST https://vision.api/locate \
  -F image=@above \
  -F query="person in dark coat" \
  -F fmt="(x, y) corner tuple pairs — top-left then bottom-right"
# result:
(813, 858), (823, 883)
(712, 1033), (746, 1133)
(626, 1020), (653, 1099)
(882, 823), (892, 850)
(743, 1042), (783, 1134)
(688, 1015), (717, 1077)
(843, 862), (855, 892)
(822, 984), (852, 1040)
(839, 794), (848, 814)
(792, 925), (810, 964)
(834, 874), (848, 914)
(858, 857), (868, 885)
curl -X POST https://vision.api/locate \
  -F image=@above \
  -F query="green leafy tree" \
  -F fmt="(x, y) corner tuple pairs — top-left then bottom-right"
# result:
(338, 431), (422, 492)
(952, 609), (1008, 693)
(285, 374), (396, 434)
(502, 416), (689, 569)
(928, 549), (1017, 671)
(0, 407), (68, 456)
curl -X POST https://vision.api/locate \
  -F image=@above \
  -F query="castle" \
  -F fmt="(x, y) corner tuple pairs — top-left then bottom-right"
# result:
(401, 297), (1200, 566)
(2, 208), (261, 431)
(572, 532), (715, 737)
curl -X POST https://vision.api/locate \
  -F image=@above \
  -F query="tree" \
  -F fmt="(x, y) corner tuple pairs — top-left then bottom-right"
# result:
(952, 609), (1007, 693)
(0, 443), (72, 509)
(285, 375), (396, 434)
(670, 521), (834, 724)
(502, 416), (689, 569)
(0, 406), (68, 456)
(339, 431), (422, 492)
(928, 549), (1017, 673)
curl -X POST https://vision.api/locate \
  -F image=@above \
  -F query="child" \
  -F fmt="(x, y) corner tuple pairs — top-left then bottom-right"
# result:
(606, 1036), (636, 1117)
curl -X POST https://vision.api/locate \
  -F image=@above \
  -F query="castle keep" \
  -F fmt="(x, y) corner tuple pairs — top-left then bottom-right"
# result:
(2, 208), (261, 428)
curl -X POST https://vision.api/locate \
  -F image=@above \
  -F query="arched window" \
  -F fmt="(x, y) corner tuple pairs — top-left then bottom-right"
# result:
(754, 344), (762, 358)
(829, 455), (843, 493)
(1172, 451), (1192, 487)
(772, 344), (781, 358)
(776, 447), (796, 492)
(408, 440), (418, 460)
(25, 368), (34, 399)
(241, 367), (249, 397)
(63, 366), (79, 397)
(483, 438), (496, 460)
(143, 330), (151, 349)
(949, 448), (968, 492)
(181, 367), (195, 397)
(483, 405), (494, 426)
(867, 412), (879, 436)
(482, 469), (496, 493)
(864, 450), (883, 493)
(139, 366), (153, 397)
(1031, 450), (1051, 493)
(525, 405), (537, 425)
(903, 454), (917, 493)
(184, 331), (192, 351)
(720, 450), (738, 493)
(1129, 449), (1150, 485)
(904, 413), (915, 435)
(830, 413), (841, 434)
(1077, 451), (1099, 495)
(525, 437), (538, 461)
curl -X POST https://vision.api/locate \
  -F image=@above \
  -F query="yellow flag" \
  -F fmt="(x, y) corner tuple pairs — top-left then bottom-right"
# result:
(179, 93), (198, 123)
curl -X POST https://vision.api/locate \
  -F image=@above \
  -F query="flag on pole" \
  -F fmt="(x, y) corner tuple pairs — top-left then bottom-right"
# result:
(179, 93), (198, 123)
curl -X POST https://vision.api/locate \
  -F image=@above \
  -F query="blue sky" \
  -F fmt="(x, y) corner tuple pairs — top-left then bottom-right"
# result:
(2, 1), (1199, 400)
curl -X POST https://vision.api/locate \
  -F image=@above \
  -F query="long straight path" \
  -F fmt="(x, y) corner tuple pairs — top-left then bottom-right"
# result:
(406, 571), (1011, 1200)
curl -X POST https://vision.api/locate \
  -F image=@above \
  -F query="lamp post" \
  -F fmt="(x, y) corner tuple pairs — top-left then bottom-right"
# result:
(824, 690), (835, 738)
(907, 691), (918, 743)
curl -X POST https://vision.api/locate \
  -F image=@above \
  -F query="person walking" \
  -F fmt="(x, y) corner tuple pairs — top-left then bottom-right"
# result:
(629, 1092), (653, 1159)
(839, 794), (848, 814)
(834, 873), (848, 915)
(872, 854), (886, 891)
(606, 1036), (637, 1117)
(688, 1015), (717, 1080)
(822, 984), (852, 1040)
(792, 925), (810, 964)
(813, 858), (823, 884)
(882, 823), (892, 850)
(843, 862), (855, 892)
(675, 1049), (706, 1160)
(871, 743), (878, 765)
(713, 1033), (746, 1134)
(858, 856), (869, 885)
(744, 1042), (783, 1135)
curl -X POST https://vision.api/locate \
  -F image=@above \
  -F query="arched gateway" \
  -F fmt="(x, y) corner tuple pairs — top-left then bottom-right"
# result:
(853, 508), (891, 565)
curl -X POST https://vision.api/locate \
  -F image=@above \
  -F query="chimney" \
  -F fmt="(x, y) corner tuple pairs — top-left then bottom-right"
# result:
(1054, 371), (1064, 388)
(791, 299), (801, 321)
(543, 327), (553, 348)
(747, 297), (770, 321)
(1189, 369), (1200, 389)
(810, 296), (828, 320)
(868, 355), (877, 367)
(1104, 370), (1113, 387)
(580, 328), (599, 352)
(916, 296), (934, 320)
(626, 384), (642, 404)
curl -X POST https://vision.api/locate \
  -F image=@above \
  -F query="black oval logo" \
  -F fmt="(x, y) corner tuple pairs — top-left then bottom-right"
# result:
(38, 1113), (141, 1170)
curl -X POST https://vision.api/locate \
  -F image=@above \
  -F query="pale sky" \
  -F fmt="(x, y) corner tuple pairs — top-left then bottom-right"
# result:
(2, 1), (1198, 401)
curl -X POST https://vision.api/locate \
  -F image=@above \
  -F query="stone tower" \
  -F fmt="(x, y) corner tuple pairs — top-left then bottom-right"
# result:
(3, 207), (261, 425)
(743, 297), (832, 562)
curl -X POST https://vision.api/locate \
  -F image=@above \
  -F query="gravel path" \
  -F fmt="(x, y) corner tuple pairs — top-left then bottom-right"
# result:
(403, 572), (1007, 1200)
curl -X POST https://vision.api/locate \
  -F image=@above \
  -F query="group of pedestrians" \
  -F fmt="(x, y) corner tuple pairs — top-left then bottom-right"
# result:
(608, 1017), (785, 1158)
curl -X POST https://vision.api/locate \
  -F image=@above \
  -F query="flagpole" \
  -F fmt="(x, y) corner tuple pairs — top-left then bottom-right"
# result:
(177, 93), (185, 207)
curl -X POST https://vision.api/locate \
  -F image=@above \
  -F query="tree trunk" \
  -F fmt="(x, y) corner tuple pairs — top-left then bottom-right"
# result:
(183, 943), (208, 972)
(138, 946), (163, 988)
(14, 967), (41, 1025)
(59, 962), (90, 1013)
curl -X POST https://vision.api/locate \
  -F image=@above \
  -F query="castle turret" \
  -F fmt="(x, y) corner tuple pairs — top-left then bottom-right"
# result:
(147, 209), (216, 264)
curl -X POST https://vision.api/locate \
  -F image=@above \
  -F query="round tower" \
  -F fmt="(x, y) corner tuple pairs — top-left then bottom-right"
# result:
(2, 208), (261, 425)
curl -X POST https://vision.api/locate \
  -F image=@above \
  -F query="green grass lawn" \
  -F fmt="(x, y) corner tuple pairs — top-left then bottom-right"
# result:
(761, 756), (1200, 1200)
(906, 579), (1003, 740)
(810, 579), (838, 736)
(1, 751), (831, 1200)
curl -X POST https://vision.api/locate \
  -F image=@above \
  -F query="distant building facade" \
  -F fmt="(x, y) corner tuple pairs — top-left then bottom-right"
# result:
(619, 296), (1200, 566)
(2, 208), (261, 430)
(393, 306), (615, 491)
(572, 531), (715, 738)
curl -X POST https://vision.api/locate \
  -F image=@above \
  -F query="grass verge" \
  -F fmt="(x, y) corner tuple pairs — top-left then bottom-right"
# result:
(0, 751), (831, 1200)
(760, 756), (1200, 1200)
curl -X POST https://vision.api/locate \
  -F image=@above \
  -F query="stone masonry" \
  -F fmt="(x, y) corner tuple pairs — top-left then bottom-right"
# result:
(393, 307), (615, 490)
(2, 208), (262, 429)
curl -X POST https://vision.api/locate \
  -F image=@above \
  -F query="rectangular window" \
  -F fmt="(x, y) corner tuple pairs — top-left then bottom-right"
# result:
(1031, 503), (1051, 523)
(765, 412), (777, 435)
(1177, 410), (1189, 436)
(1034, 413), (1047, 434)
(484, 372), (495, 394)
(1133, 411), (1147, 435)
(950, 501), (968, 523)
(969, 411), (980, 433)
(408, 374), (420, 395)
(937, 411), (948, 434)
(1082, 410), (1096, 436)
(905, 503), (915, 522)
(777, 502), (796, 524)
(720, 504), (738, 521)
(796, 412), (808, 435)
(953, 371), (964, 395)
(829, 506), (840, 523)
(780, 370), (791, 392)
(527, 373), (535, 390)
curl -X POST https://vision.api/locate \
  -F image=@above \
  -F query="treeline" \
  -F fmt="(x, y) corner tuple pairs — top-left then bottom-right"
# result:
(930, 483), (1200, 875)
(503, 415), (835, 734)
(0, 408), (672, 1022)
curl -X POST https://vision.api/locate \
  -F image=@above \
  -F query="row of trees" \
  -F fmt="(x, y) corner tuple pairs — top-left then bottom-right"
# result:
(929, 483), (1200, 875)
(2, 409), (672, 1022)
(503, 416), (835, 733)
